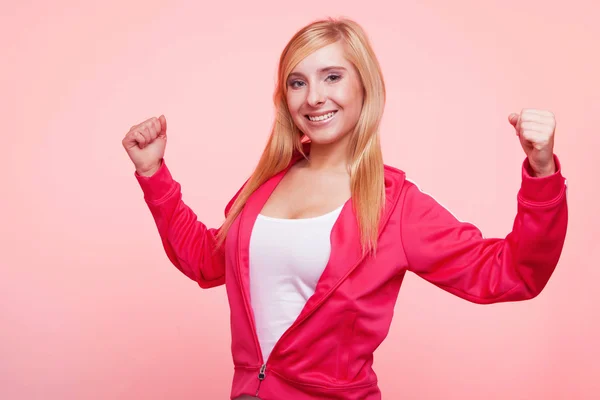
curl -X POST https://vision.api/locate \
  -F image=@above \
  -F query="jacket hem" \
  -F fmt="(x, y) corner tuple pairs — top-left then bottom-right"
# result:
(231, 366), (380, 400)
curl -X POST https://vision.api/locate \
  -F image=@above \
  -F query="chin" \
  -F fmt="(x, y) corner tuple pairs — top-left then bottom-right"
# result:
(302, 130), (348, 145)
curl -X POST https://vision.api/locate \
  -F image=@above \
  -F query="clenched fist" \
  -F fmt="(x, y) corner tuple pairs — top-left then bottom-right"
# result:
(122, 115), (167, 177)
(508, 109), (556, 177)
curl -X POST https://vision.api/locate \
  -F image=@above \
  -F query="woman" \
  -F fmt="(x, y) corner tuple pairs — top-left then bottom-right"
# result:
(122, 17), (568, 400)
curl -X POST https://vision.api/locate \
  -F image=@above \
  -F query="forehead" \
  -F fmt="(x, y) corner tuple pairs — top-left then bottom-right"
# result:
(290, 41), (351, 74)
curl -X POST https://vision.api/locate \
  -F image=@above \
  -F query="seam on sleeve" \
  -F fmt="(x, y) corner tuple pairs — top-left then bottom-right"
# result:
(398, 184), (413, 273)
(517, 183), (567, 208)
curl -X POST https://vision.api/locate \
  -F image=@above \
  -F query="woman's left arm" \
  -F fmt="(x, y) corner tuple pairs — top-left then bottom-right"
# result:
(400, 109), (568, 304)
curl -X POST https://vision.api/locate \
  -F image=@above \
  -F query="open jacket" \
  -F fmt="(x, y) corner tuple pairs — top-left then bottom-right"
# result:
(135, 150), (568, 400)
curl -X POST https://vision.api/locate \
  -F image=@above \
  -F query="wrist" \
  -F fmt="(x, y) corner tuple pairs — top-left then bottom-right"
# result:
(527, 153), (557, 177)
(533, 161), (556, 177)
(136, 160), (162, 177)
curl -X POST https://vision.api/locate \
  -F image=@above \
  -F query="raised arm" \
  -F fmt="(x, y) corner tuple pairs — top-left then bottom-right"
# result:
(123, 114), (239, 288)
(400, 109), (567, 304)
(400, 155), (567, 304)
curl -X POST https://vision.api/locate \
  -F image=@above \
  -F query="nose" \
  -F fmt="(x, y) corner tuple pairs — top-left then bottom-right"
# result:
(306, 82), (326, 107)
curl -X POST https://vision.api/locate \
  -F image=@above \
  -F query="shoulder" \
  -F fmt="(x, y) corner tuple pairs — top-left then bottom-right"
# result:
(383, 163), (419, 193)
(383, 163), (408, 184)
(382, 163), (426, 216)
(383, 163), (437, 214)
(384, 163), (427, 189)
(383, 163), (405, 176)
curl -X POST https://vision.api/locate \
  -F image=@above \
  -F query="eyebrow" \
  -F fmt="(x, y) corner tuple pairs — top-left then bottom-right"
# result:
(288, 66), (347, 79)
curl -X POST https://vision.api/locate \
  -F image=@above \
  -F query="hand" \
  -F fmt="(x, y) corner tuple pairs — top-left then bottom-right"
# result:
(508, 109), (556, 177)
(122, 115), (167, 176)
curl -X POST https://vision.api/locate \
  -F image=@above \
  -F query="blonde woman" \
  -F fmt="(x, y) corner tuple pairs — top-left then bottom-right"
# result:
(122, 17), (568, 400)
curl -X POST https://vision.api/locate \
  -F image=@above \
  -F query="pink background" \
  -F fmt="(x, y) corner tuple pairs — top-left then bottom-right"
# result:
(2, 0), (599, 399)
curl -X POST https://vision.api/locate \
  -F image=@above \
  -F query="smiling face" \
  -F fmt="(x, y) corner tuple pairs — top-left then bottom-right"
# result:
(285, 41), (364, 146)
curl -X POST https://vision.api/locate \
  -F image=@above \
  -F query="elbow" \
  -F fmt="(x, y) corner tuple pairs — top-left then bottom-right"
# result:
(517, 260), (560, 301)
(195, 267), (226, 289)
(196, 277), (225, 289)
(488, 272), (554, 304)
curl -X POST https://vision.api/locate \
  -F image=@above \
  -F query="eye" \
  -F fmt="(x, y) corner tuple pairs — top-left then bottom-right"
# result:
(288, 79), (305, 89)
(326, 74), (341, 82)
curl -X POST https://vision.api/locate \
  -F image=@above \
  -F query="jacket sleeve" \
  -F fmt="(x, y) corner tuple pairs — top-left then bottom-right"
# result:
(400, 154), (568, 304)
(135, 158), (243, 289)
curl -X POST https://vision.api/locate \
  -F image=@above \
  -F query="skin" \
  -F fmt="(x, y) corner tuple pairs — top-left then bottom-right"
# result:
(508, 109), (557, 177)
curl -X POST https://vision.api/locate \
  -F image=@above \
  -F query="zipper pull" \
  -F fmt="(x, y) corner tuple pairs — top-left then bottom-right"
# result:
(255, 364), (267, 397)
(258, 364), (266, 380)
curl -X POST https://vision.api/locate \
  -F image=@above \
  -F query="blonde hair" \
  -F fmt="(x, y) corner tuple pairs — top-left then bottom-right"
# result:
(216, 17), (386, 255)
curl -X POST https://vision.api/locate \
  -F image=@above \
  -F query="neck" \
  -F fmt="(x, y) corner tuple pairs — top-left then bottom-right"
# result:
(304, 135), (352, 174)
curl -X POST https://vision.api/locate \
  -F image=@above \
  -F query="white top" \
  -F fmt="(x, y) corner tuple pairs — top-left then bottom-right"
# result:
(248, 204), (344, 362)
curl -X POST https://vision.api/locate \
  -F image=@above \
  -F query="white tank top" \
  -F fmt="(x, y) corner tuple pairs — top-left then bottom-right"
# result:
(248, 204), (344, 362)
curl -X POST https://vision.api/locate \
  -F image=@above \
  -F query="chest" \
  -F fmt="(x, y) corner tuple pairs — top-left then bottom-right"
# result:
(259, 165), (351, 219)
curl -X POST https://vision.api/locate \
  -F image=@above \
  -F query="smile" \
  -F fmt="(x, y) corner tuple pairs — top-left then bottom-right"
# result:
(305, 111), (338, 122)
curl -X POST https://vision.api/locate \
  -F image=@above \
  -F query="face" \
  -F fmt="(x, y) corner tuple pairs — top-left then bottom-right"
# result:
(286, 41), (364, 146)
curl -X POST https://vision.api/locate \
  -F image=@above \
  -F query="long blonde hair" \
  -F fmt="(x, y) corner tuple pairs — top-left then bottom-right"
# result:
(216, 17), (386, 255)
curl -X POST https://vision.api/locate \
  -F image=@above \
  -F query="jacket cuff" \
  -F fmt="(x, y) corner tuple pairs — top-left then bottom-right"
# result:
(519, 154), (566, 203)
(134, 159), (176, 202)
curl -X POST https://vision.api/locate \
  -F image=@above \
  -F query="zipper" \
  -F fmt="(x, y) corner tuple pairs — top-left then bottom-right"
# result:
(236, 208), (265, 365)
(236, 209), (268, 397)
(255, 364), (267, 396)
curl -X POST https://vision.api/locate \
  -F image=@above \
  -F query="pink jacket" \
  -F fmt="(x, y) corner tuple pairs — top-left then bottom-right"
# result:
(135, 150), (568, 399)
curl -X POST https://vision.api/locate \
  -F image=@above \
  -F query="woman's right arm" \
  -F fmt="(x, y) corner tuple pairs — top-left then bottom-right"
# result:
(123, 115), (235, 288)
(135, 159), (229, 288)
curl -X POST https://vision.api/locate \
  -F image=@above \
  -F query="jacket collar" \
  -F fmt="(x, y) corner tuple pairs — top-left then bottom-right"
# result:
(235, 142), (406, 337)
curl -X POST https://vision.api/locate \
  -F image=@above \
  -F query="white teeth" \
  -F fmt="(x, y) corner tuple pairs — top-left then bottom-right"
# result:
(308, 111), (335, 122)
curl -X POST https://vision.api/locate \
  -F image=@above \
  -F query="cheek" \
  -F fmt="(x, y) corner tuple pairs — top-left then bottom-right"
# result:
(349, 89), (364, 117)
(335, 85), (361, 111)
(286, 95), (304, 118)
